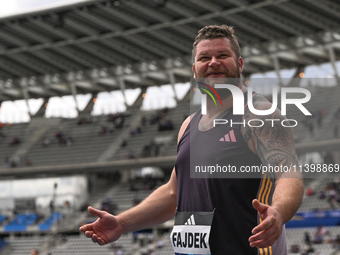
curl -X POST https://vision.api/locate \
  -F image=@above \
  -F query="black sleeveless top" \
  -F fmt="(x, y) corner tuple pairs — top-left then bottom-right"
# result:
(175, 92), (287, 255)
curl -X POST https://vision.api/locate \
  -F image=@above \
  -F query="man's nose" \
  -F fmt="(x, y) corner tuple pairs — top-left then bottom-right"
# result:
(208, 56), (220, 67)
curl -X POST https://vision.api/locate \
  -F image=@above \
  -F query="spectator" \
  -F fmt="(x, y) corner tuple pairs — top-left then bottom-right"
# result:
(120, 139), (127, 148)
(130, 184), (139, 192)
(30, 249), (39, 255)
(25, 157), (32, 166)
(334, 234), (340, 250)
(313, 226), (326, 244)
(98, 126), (108, 136)
(66, 137), (73, 146)
(116, 247), (124, 255)
(158, 119), (174, 131)
(304, 232), (311, 245)
(77, 117), (92, 125)
(323, 152), (334, 165)
(133, 195), (142, 206)
(130, 126), (141, 136)
(9, 137), (20, 146)
(55, 131), (63, 139)
(306, 187), (314, 196)
(319, 191), (326, 199)
(141, 116), (147, 126)
(328, 189), (338, 209)
(101, 198), (117, 214)
(157, 240), (164, 249)
(40, 138), (50, 147)
(290, 244), (300, 253)
(334, 108), (340, 120)
(302, 244), (314, 255)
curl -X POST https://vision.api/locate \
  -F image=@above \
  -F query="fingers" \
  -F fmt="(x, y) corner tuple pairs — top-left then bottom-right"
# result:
(252, 199), (267, 214)
(91, 234), (106, 246)
(88, 206), (106, 218)
(79, 224), (92, 232)
(83, 231), (106, 246)
(249, 221), (275, 242)
(252, 217), (273, 235)
(249, 208), (283, 248)
(249, 232), (279, 248)
(249, 222), (281, 248)
(85, 230), (94, 238)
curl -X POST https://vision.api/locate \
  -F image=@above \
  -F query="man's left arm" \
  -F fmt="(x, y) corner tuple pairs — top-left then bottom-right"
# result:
(243, 95), (304, 248)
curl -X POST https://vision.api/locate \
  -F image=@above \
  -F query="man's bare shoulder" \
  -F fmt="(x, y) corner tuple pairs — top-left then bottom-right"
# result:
(177, 112), (196, 143)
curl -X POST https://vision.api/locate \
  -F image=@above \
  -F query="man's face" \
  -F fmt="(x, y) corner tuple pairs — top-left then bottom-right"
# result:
(193, 37), (243, 81)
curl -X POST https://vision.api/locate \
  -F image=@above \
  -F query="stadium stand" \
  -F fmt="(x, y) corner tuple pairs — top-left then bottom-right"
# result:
(1, 0), (340, 254)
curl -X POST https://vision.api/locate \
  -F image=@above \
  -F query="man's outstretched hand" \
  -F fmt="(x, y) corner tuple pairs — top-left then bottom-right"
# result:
(249, 199), (284, 248)
(79, 206), (124, 246)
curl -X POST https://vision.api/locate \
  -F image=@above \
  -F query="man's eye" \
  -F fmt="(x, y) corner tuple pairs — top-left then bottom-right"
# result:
(220, 54), (228, 58)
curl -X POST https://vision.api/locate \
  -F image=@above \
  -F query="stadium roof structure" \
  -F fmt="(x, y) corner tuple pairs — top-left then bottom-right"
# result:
(0, 0), (340, 105)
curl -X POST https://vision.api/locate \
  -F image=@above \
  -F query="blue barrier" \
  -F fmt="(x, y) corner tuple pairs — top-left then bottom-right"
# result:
(286, 210), (340, 228)
(38, 224), (51, 231)
(4, 225), (26, 232)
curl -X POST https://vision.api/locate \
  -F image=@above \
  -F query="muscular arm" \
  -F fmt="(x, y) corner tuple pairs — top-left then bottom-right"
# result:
(120, 115), (191, 233)
(80, 116), (191, 245)
(118, 169), (177, 233)
(241, 94), (304, 248)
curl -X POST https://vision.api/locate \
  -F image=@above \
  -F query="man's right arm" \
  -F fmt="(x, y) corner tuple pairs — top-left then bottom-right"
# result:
(119, 115), (191, 233)
(79, 116), (191, 245)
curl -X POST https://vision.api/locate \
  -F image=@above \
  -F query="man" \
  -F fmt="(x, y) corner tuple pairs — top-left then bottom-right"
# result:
(80, 25), (303, 254)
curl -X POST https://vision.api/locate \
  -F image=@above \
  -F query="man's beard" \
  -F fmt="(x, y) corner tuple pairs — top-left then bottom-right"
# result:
(195, 64), (241, 100)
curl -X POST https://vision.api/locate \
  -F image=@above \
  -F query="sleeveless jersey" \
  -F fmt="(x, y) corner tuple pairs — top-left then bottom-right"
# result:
(175, 92), (287, 255)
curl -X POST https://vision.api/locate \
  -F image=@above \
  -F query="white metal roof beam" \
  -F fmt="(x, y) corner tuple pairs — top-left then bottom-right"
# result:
(76, 43), (124, 65)
(52, 47), (95, 68)
(29, 51), (76, 72)
(125, 35), (170, 58)
(73, 8), (123, 32)
(64, 16), (99, 36)
(0, 60), (29, 77)
(97, 4), (185, 57)
(304, 0), (340, 18)
(65, 16), (153, 63)
(277, 3), (339, 31)
(122, 1), (197, 38)
(77, 4), (185, 58)
(5, 21), (52, 44)
(7, 55), (51, 74)
(226, 0), (313, 36)
(2, 19), (97, 73)
(148, 30), (191, 53)
(0, 0), (291, 56)
(28, 17), (76, 39)
(0, 31), (28, 47)
(176, 0), (269, 45)
(222, 16), (277, 41)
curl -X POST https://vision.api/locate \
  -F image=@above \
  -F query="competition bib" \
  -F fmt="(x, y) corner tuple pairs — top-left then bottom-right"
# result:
(170, 211), (214, 255)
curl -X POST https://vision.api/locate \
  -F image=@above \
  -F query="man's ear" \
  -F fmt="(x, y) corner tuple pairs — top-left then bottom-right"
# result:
(238, 57), (244, 74)
(192, 63), (196, 78)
